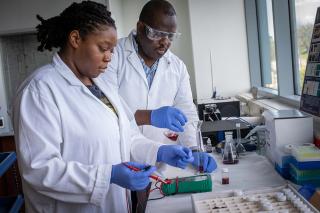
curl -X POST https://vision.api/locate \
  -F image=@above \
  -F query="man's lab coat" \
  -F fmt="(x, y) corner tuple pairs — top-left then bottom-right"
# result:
(13, 53), (163, 213)
(102, 31), (199, 147)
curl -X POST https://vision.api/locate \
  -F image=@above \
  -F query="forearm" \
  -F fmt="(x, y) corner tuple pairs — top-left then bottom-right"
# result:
(134, 110), (151, 126)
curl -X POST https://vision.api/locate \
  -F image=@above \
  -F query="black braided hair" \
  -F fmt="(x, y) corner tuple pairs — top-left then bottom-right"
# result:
(139, 0), (176, 25)
(36, 0), (116, 52)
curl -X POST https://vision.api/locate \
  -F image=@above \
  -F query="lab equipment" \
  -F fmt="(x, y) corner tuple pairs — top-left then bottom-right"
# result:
(221, 168), (229, 185)
(123, 163), (170, 184)
(235, 123), (246, 155)
(150, 106), (187, 132)
(205, 138), (213, 153)
(194, 121), (205, 173)
(191, 184), (319, 213)
(191, 152), (217, 173)
(156, 145), (193, 169)
(111, 162), (156, 191)
(222, 132), (239, 164)
(161, 174), (212, 196)
(163, 130), (179, 141)
(263, 109), (313, 163)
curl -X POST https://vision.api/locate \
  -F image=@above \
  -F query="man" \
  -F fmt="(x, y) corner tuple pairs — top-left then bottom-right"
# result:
(103, 0), (216, 172)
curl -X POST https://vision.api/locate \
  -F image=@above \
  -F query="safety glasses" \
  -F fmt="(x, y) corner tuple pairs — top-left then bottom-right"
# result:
(144, 23), (181, 41)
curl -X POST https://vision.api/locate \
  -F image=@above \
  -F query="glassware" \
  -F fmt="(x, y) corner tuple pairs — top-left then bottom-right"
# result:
(190, 121), (205, 174)
(222, 132), (239, 164)
(235, 123), (246, 155)
(221, 168), (229, 184)
(163, 130), (179, 141)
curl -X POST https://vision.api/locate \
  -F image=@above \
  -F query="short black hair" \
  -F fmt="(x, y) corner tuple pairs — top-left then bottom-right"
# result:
(36, 0), (116, 52)
(139, 0), (176, 25)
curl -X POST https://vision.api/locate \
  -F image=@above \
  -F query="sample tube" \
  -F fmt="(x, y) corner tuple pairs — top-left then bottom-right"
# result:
(221, 168), (229, 184)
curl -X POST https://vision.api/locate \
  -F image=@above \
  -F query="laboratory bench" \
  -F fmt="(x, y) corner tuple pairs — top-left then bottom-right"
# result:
(146, 152), (287, 213)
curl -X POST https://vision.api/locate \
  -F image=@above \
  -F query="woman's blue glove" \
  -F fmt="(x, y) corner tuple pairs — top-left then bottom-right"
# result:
(157, 145), (194, 169)
(150, 106), (188, 132)
(191, 152), (217, 173)
(110, 162), (156, 191)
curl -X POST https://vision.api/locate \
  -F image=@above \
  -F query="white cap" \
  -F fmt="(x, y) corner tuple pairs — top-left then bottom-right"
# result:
(222, 168), (229, 172)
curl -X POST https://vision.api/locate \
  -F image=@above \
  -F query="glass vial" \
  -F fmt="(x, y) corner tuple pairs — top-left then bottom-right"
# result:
(222, 168), (229, 184)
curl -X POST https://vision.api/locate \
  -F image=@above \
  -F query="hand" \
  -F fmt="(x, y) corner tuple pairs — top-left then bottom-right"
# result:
(191, 152), (217, 173)
(150, 106), (187, 132)
(157, 145), (194, 169)
(110, 162), (156, 191)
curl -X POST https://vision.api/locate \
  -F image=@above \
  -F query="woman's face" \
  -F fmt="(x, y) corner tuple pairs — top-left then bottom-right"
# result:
(74, 26), (117, 81)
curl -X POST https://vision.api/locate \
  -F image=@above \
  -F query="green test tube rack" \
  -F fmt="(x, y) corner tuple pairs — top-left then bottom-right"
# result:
(161, 174), (212, 196)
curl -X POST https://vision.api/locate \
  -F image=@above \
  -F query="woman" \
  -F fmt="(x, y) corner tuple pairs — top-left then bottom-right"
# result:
(12, 1), (193, 212)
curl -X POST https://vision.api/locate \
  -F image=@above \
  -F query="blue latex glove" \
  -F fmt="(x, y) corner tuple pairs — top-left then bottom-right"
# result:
(191, 152), (217, 173)
(150, 106), (188, 132)
(157, 145), (194, 169)
(110, 162), (156, 191)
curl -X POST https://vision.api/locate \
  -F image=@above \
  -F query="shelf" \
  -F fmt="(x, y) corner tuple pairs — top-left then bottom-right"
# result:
(0, 195), (24, 213)
(0, 152), (16, 177)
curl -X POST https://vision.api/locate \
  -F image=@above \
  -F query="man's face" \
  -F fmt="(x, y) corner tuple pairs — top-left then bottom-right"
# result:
(137, 12), (177, 61)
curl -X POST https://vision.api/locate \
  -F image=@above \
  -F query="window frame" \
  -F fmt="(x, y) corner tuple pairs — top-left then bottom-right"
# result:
(245, 0), (302, 103)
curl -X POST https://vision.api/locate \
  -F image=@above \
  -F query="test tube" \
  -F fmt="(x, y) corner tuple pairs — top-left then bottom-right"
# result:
(194, 121), (205, 174)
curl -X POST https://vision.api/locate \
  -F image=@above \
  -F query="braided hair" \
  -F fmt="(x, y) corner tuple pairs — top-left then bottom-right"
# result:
(36, 0), (116, 52)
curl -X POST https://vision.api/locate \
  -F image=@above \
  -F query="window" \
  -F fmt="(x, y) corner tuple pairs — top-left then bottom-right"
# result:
(257, 0), (278, 90)
(245, 0), (315, 98)
(291, 0), (320, 95)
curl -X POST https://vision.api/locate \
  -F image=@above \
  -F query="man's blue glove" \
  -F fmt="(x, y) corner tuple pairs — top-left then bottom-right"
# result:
(157, 145), (194, 169)
(150, 106), (187, 132)
(191, 152), (217, 173)
(110, 162), (156, 191)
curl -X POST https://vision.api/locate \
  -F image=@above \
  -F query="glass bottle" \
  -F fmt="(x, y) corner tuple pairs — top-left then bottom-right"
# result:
(235, 123), (246, 155)
(222, 132), (239, 164)
(221, 168), (229, 184)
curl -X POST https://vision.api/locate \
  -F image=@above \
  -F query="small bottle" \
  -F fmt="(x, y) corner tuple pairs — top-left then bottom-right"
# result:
(221, 168), (229, 184)
(205, 138), (213, 153)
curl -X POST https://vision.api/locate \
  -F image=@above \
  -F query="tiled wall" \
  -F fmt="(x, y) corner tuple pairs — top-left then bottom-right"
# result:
(1, 33), (54, 106)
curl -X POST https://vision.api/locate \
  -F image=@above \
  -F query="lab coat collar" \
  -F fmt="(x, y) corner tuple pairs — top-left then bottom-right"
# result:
(52, 53), (84, 87)
(125, 30), (173, 64)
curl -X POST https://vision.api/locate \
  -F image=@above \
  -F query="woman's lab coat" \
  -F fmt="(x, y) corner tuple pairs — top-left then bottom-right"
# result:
(12, 53), (163, 213)
(102, 31), (199, 147)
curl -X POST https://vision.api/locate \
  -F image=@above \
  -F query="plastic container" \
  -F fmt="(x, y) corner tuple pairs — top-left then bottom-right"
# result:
(292, 144), (320, 162)
(289, 164), (320, 181)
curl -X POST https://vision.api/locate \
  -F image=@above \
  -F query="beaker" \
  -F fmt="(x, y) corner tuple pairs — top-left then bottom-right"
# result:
(163, 130), (179, 141)
(222, 132), (239, 164)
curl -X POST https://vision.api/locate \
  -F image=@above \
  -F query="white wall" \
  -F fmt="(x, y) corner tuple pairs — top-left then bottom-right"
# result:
(188, 0), (251, 99)
(0, 0), (108, 35)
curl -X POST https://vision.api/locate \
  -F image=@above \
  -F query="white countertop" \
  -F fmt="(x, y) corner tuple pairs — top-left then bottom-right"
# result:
(146, 152), (286, 213)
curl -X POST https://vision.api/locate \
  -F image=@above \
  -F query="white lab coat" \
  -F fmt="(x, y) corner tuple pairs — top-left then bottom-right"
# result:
(12, 53), (163, 213)
(102, 31), (199, 147)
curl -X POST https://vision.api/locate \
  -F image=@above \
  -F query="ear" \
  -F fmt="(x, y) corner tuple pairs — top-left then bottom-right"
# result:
(68, 30), (82, 49)
(136, 21), (144, 34)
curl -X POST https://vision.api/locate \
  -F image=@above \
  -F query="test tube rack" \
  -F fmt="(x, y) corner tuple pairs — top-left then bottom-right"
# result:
(191, 184), (319, 213)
